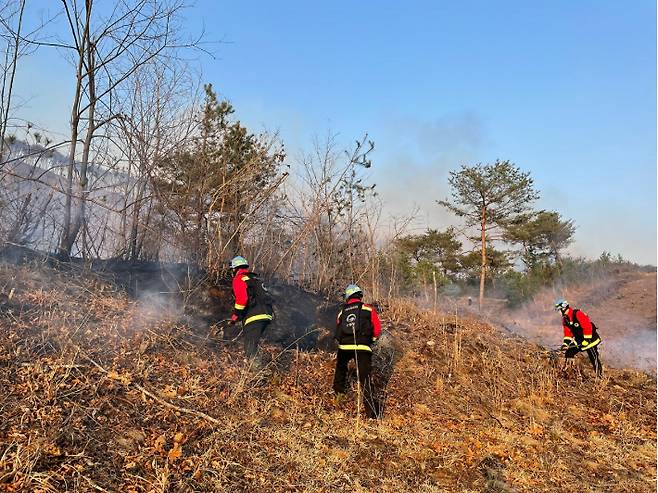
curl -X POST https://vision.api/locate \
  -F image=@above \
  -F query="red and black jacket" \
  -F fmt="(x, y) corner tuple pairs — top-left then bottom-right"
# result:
(562, 307), (601, 350)
(334, 297), (381, 352)
(231, 268), (274, 326)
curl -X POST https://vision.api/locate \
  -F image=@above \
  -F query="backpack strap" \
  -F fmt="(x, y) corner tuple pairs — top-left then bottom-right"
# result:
(571, 309), (580, 327)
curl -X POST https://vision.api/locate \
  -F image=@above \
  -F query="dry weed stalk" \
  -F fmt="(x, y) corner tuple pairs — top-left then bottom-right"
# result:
(0, 263), (655, 492)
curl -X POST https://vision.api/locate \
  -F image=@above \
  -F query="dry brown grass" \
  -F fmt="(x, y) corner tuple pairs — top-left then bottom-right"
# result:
(0, 264), (655, 492)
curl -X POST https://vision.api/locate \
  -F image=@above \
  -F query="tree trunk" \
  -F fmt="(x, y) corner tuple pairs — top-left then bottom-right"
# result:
(0, 0), (25, 161)
(58, 2), (91, 259)
(62, 6), (95, 258)
(479, 206), (486, 311)
(59, 87), (82, 257)
(67, 73), (95, 256)
(128, 177), (148, 261)
(135, 195), (154, 260)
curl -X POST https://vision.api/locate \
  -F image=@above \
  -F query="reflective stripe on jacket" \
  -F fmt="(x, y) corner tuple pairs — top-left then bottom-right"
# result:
(337, 343), (373, 352)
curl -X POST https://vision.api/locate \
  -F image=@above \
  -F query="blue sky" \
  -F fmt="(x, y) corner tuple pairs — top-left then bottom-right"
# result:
(12, 1), (657, 264)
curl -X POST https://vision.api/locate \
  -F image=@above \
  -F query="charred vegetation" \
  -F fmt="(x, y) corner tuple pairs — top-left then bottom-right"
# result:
(0, 258), (654, 492)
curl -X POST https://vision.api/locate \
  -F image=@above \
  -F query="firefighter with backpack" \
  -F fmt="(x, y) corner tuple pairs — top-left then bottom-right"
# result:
(333, 284), (381, 418)
(229, 256), (274, 359)
(555, 298), (603, 377)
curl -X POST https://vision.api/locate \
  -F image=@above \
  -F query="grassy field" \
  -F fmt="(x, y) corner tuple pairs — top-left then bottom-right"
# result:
(0, 262), (655, 492)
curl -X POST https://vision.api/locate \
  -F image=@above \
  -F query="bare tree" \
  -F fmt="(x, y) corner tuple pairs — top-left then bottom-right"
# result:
(0, 130), (60, 248)
(272, 133), (376, 294)
(113, 60), (199, 260)
(0, 0), (26, 160)
(1, 1), (60, 165)
(55, 0), (198, 259)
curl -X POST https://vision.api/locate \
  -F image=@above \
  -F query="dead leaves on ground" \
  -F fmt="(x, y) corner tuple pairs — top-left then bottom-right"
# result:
(0, 264), (655, 492)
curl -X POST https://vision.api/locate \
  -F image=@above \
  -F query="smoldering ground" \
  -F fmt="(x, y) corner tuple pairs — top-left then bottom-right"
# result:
(0, 248), (405, 406)
(1, 252), (654, 492)
(483, 269), (657, 373)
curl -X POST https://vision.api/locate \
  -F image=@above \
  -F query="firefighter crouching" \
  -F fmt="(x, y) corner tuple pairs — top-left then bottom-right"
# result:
(555, 298), (603, 377)
(229, 256), (274, 359)
(333, 284), (381, 418)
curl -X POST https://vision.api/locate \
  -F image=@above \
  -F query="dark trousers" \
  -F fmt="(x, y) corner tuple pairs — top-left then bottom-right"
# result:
(333, 349), (377, 417)
(243, 320), (269, 358)
(565, 345), (603, 377)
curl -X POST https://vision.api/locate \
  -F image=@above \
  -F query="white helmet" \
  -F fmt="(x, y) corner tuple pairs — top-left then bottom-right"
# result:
(230, 256), (248, 269)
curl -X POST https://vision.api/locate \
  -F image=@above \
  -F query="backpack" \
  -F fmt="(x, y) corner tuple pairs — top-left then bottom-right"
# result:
(338, 302), (371, 339)
(245, 272), (274, 316)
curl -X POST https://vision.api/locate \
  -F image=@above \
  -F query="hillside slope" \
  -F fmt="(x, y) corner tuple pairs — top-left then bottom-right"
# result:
(497, 268), (657, 372)
(0, 262), (655, 492)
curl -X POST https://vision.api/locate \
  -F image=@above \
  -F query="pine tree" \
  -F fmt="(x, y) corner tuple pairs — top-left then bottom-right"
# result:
(438, 160), (538, 310)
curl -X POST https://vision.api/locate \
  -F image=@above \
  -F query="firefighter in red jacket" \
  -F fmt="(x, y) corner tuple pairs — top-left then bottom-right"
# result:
(333, 284), (382, 418)
(229, 256), (274, 359)
(554, 298), (603, 377)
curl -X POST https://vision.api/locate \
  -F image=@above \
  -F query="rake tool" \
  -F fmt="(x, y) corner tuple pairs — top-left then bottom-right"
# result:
(209, 318), (243, 342)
